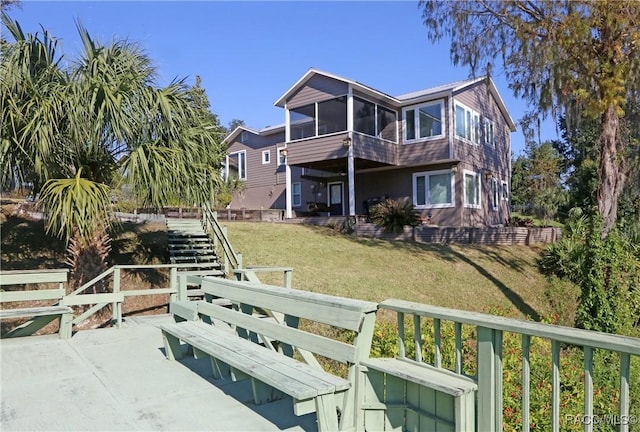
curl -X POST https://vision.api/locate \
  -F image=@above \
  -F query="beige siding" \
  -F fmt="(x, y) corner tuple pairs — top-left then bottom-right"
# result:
(353, 133), (396, 165)
(288, 134), (348, 165)
(287, 75), (348, 109)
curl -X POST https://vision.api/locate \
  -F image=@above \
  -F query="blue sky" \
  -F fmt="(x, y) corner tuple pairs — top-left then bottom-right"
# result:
(6, 1), (559, 156)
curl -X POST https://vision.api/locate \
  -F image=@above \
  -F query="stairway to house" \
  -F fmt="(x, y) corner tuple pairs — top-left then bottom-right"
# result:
(166, 218), (225, 280)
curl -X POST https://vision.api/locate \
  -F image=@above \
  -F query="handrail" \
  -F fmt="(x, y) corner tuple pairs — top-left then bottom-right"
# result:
(379, 298), (640, 432)
(202, 205), (242, 272)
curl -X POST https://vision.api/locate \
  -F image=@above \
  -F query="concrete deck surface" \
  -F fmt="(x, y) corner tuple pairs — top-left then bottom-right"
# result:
(0, 314), (318, 431)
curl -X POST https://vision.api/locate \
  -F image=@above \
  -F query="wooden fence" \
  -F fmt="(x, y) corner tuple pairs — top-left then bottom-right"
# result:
(355, 224), (562, 245)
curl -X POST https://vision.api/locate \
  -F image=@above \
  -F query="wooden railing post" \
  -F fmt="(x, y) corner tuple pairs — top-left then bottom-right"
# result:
(169, 267), (179, 301)
(112, 267), (122, 329)
(477, 326), (502, 432)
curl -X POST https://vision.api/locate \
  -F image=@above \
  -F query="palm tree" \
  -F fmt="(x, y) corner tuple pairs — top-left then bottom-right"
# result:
(1, 14), (226, 292)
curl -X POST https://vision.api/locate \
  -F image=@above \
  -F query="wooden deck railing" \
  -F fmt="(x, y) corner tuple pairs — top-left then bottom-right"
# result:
(379, 299), (639, 432)
(202, 205), (242, 273)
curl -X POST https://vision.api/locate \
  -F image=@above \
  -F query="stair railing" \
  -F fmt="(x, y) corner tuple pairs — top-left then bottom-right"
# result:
(201, 204), (242, 274)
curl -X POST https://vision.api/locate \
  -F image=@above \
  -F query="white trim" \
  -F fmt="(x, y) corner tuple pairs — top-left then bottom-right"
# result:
(501, 180), (509, 201)
(463, 169), (481, 209)
(412, 169), (455, 209)
(277, 146), (286, 166)
(261, 150), (271, 164)
(402, 99), (446, 144)
(327, 182), (344, 215)
(454, 100), (481, 145)
(226, 150), (247, 181)
(491, 177), (499, 211)
(292, 182), (302, 208)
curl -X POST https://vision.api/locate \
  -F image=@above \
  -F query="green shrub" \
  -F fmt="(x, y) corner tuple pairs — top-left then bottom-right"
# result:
(370, 198), (420, 233)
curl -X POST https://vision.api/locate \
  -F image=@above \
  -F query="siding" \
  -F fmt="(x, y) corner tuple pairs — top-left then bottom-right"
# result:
(287, 134), (348, 165)
(353, 133), (396, 165)
(287, 75), (348, 109)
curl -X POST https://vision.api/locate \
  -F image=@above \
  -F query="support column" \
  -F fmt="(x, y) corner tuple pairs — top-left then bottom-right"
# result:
(284, 104), (292, 219)
(285, 162), (292, 219)
(348, 145), (355, 217)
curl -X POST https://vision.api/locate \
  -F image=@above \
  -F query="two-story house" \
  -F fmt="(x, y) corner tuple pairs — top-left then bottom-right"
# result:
(223, 69), (516, 226)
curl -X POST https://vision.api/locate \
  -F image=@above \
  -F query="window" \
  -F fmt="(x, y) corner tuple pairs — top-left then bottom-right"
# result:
(240, 131), (249, 143)
(289, 96), (347, 140)
(464, 170), (481, 208)
(502, 181), (509, 201)
(455, 103), (481, 144)
(226, 151), (246, 181)
(292, 182), (301, 207)
(262, 150), (270, 164)
(484, 118), (495, 147)
(491, 178), (499, 210)
(403, 101), (443, 142)
(413, 170), (455, 208)
(354, 97), (398, 141)
(277, 147), (286, 165)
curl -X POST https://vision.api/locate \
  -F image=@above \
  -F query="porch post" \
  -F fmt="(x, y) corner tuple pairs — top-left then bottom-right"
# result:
(347, 85), (355, 217)
(285, 104), (293, 219)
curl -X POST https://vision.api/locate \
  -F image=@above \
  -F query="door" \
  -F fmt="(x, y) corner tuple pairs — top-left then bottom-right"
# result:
(328, 182), (344, 216)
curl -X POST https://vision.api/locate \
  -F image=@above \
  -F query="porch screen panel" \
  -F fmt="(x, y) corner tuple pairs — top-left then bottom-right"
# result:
(429, 174), (451, 205)
(354, 97), (375, 136)
(290, 104), (316, 139)
(378, 106), (397, 141)
(317, 96), (347, 135)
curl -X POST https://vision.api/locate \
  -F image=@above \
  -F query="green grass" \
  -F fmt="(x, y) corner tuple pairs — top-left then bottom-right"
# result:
(226, 222), (575, 322)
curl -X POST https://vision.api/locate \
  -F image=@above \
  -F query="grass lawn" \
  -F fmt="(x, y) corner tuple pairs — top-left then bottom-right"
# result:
(225, 222), (575, 322)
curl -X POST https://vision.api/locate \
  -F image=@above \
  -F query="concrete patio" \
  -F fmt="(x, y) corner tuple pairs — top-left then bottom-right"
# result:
(0, 314), (317, 431)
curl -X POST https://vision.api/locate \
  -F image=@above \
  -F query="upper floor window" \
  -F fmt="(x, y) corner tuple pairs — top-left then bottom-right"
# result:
(262, 150), (270, 164)
(354, 97), (397, 142)
(455, 102), (481, 144)
(413, 170), (455, 208)
(277, 146), (287, 165)
(484, 118), (495, 147)
(289, 96), (347, 140)
(403, 101), (444, 143)
(464, 170), (481, 208)
(240, 131), (249, 143)
(226, 151), (246, 181)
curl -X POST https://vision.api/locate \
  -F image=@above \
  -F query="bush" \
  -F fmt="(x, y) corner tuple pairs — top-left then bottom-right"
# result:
(370, 198), (420, 233)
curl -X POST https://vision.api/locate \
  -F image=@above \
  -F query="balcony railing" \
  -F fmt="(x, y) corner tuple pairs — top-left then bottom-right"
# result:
(379, 299), (639, 432)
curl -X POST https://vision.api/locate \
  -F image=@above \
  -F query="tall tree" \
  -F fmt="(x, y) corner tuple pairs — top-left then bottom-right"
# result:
(0, 15), (225, 292)
(421, 0), (640, 237)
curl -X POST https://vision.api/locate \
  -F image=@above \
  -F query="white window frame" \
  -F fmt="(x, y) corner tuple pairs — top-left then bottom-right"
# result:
(484, 118), (495, 147)
(491, 177), (499, 211)
(463, 169), (481, 209)
(501, 180), (509, 201)
(402, 100), (445, 144)
(277, 146), (286, 166)
(226, 150), (247, 181)
(262, 150), (271, 164)
(412, 169), (455, 209)
(455, 101), (481, 145)
(292, 182), (301, 207)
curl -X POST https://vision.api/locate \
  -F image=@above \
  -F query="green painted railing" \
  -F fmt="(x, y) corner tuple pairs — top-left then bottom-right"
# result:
(202, 205), (242, 273)
(379, 299), (640, 432)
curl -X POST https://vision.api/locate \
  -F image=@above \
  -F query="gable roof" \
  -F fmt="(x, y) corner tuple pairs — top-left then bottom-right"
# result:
(273, 68), (516, 131)
(222, 124), (285, 146)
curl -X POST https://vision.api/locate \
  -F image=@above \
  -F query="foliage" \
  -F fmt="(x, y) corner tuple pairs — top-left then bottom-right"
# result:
(369, 198), (420, 233)
(540, 211), (640, 335)
(0, 14), (225, 289)
(510, 141), (566, 222)
(421, 1), (640, 235)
